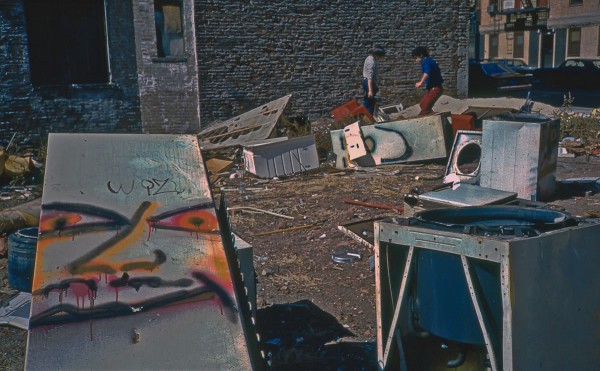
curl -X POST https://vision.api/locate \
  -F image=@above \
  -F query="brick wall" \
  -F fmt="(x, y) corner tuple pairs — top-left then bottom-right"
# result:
(194, 0), (470, 124)
(1, 0), (469, 144)
(0, 0), (142, 147)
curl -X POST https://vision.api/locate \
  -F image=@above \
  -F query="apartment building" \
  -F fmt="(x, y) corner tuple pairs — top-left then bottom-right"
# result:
(478, 0), (600, 67)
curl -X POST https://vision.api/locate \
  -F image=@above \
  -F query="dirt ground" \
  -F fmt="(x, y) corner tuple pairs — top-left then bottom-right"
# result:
(1, 113), (600, 370)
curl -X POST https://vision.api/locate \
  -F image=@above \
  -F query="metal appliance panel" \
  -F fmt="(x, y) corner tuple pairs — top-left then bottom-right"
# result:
(444, 130), (483, 185)
(330, 113), (451, 169)
(479, 114), (559, 201)
(375, 215), (600, 371)
(26, 134), (258, 370)
(418, 184), (517, 207)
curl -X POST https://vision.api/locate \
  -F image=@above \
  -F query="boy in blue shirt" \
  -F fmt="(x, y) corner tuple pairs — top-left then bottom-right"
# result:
(412, 46), (443, 116)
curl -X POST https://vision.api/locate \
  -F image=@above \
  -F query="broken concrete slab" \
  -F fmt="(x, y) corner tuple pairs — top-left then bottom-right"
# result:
(198, 94), (291, 150)
(243, 135), (319, 178)
(330, 113), (452, 169)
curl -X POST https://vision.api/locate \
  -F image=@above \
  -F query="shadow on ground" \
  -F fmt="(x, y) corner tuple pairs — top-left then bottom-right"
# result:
(256, 299), (377, 370)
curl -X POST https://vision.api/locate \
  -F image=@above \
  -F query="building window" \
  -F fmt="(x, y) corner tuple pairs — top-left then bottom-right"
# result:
(568, 27), (581, 57)
(154, 1), (184, 57)
(569, 0), (583, 6)
(514, 31), (524, 58)
(24, 0), (109, 86)
(489, 34), (499, 58)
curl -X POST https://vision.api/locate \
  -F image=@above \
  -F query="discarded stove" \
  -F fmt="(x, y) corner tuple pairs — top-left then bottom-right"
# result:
(375, 206), (600, 371)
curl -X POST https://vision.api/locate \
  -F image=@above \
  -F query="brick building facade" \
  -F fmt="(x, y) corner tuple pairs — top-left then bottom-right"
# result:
(478, 0), (600, 67)
(1, 1), (469, 144)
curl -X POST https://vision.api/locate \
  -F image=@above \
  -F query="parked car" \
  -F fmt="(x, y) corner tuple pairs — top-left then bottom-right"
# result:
(533, 58), (600, 90)
(469, 60), (533, 97)
(485, 58), (537, 75)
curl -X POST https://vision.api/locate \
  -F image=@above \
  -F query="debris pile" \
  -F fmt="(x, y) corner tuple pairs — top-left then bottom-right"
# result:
(557, 109), (600, 157)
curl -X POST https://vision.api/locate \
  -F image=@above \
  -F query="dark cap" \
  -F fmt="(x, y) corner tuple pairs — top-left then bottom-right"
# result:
(373, 46), (386, 57)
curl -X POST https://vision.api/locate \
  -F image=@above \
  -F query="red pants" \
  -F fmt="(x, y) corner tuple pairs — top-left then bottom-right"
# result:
(418, 86), (443, 116)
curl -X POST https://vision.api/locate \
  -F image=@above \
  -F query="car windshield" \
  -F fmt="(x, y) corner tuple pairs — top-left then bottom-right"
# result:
(481, 63), (512, 75)
(593, 60), (600, 69)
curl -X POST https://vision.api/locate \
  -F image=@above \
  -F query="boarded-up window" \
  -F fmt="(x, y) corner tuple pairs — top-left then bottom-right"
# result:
(155, 0), (184, 57)
(489, 34), (499, 58)
(24, 0), (109, 85)
(568, 27), (581, 57)
(514, 31), (524, 58)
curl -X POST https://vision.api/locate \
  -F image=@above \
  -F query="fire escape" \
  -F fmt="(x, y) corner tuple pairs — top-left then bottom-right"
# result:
(487, 0), (550, 32)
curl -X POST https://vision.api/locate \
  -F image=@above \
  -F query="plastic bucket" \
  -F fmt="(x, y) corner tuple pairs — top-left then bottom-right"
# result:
(8, 226), (39, 292)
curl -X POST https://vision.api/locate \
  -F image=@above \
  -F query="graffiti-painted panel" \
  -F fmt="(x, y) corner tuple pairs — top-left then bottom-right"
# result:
(26, 134), (253, 370)
(330, 113), (452, 169)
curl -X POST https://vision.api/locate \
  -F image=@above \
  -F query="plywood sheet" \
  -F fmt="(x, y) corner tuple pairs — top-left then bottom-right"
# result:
(25, 134), (256, 370)
(198, 95), (291, 150)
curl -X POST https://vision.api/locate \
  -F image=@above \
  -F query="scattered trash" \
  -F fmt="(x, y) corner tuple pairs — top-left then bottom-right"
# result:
(342, 199), (403, 212)
(0, 292), (31, 330)
(331, 250), (362, 264)
(243, 135), (319, 178)
(228, 206), (294, 220)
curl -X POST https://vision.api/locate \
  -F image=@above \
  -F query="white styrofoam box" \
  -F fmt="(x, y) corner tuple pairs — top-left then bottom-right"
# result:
(343, 121), (368, 160)
(243, 134), (319, 178)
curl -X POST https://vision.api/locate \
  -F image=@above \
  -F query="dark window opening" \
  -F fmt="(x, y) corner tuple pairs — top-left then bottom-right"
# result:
(155, 1), (184, 58)
(569, 0), (583, 6)
(597, 26), (600, 56)
(24, 0), (109, 86)
(489, 34), (499, 58)
(568, 27), (581, 57)
(513, 31), (524, 58)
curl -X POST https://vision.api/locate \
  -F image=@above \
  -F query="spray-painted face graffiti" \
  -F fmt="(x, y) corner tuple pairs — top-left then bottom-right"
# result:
(31, 201), (235, 328)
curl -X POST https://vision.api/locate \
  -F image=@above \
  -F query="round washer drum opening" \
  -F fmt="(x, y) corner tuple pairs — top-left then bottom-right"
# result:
(454, 141), (481, 175)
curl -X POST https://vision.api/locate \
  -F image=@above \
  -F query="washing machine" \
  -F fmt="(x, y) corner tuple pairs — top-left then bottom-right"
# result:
(374, 206), (600, 371)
